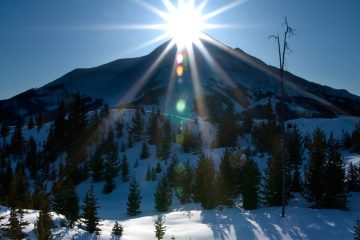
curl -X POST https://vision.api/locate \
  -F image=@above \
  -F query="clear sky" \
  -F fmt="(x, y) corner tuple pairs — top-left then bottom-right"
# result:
(0, 0), (359, 100)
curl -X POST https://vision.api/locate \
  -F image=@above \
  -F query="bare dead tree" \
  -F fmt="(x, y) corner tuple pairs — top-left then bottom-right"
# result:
(269, 16), (295, 218)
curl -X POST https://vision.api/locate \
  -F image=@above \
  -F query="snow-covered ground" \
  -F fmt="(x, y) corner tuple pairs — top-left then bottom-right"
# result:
(1, 192), (360, 239)
(1, 111), (360, 239)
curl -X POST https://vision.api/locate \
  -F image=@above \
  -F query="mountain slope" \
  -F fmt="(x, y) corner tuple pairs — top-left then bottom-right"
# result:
(1, 37), (359, 123)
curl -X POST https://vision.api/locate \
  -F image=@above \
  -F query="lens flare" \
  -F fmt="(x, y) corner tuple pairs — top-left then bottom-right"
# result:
(176, 99), (186, 113)
(176, 65), (184, 76)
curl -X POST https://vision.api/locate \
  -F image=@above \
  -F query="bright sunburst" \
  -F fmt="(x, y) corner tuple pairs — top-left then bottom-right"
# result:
(165, 1), (204, 48)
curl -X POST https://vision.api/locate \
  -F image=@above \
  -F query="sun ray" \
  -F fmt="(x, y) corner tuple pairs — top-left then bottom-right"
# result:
(117, 40), (176, 106)
(202, 0), (248, 21)
(121, 32), (171, 56)
(133, 0), (170, 20)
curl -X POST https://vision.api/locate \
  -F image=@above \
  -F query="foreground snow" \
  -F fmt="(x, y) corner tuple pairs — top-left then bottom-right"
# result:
(1, 193), (360, 240)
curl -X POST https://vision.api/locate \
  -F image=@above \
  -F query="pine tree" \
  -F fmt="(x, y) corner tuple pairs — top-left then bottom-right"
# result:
(90, 145), (104, 182)
(241, 158), (261, 210)
(217, 106), (238, 147)
(1, 120), (10, 145)
(352, 122), (360, 153)
(36, 111), (43, 132)
(175, 160), (194, 204)
(354, 219), (360, 240)
(286, 125), (304, 192)
(82, 185), (101, 234)
(101, 102), (110, 117)
(262, 145), (291, 206)
(154, 175), (172, 212)
(34, 195), (53, 240)
(156, 163), (162, 173)
(346, 162), (360, 192)
(218, 150), (239, 206)
(322, 136), (347, 209)
(131, 108), (144, 142)
(8, 166), (30, 211)
(194, 154), (218, 209)
(120, 154), (129, 182)
(182, 126), (191, 153)
(103, 132), (119, 194)
(140, 142), (150, 159)
(120, 141), (126, 152)
(146, 165), (152, 181)
(154, 215), (166, 240)
(27, 117), (34, 129)
(25, 136), (39, 179)
(304, 128), (327, 208)
(127, 133), (133, 148)
(10, 118), (25, 158)
(3, 208), (29, 240)
(127, 177), (142, 216)
(63, 180), (79, 228)
(112, 221), (124, 239)
(147, 110), (159, 145)
(242, 108), (253, 134)
(115, 118), (124, 139)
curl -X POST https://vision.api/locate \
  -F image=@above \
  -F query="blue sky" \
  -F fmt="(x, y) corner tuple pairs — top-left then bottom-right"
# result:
(0, 0), (359, 100)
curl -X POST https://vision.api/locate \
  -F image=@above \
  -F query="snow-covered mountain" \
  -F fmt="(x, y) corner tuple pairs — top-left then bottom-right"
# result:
(1, 37), (360, 123)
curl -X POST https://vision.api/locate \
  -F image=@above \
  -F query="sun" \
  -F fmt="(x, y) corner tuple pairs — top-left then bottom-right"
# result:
(165, 1), (204, 49)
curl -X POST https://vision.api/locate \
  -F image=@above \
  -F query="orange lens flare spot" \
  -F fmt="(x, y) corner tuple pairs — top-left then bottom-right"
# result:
(176, 65), (184, 76)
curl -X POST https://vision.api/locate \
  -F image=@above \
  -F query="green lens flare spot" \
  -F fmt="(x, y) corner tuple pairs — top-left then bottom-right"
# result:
(176, 99), (186, 113)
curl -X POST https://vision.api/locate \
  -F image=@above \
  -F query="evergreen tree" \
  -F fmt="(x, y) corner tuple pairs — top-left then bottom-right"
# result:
(8, 166), (30, 211)
(352, 122), (360, 153)
(10, 118), (25, 157)
(3, 208), (29, 240)
(121, 154), (129, 182)
(25, 136), (39, 179)
(103, 131), (119, 194)
(36, 111), (43, 132)
(63, 180), (79, 228)
(175, 160), (194, 204)
(101, 102), (110, 117)
(115, 118), (124, 139)
(140, 142), (150, 159)
(218, 150), (239, 206)
(354, 219), (360, 240)
(127, 177), (142, 216)
(182, 126), (191, 153)
(127, 133), (133, 148)
(82, 185), (101, 234)
(241, 158), (261, 210)
(194, 154), (218, 209)
(90, 145), (104, 182)
(156, 163), (162, 173)
(131, 108), (144, 142)
(0, 158), (12, 203)
(154, 175), (172, 212)
(322, 136), (347, 209)
(262, 145), (291, 206)
(242, 108), (253, 134)
(154, 215), (166, 240)
(112, 221), (124, 239)
(146, 165), (152, 181)
(120, 141), (126, 152)
(27, 117), (34, 129)
(286, 125), (304, 192)
(158, 120), (172, 160)
(34, 195), (53, 240)
(304, 128), (327, 208)
(147, 110), (159, 145)
(1, 120), (10, 145)
(346, 162), (360, 192)
(217, 106), (237, 147)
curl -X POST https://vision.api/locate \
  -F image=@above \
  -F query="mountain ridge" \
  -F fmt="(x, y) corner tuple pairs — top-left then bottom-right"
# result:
(0, 37), (359, 123)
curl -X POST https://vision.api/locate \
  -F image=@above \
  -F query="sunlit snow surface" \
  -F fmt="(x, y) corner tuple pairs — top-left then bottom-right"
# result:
(1, 111), (360, 239)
